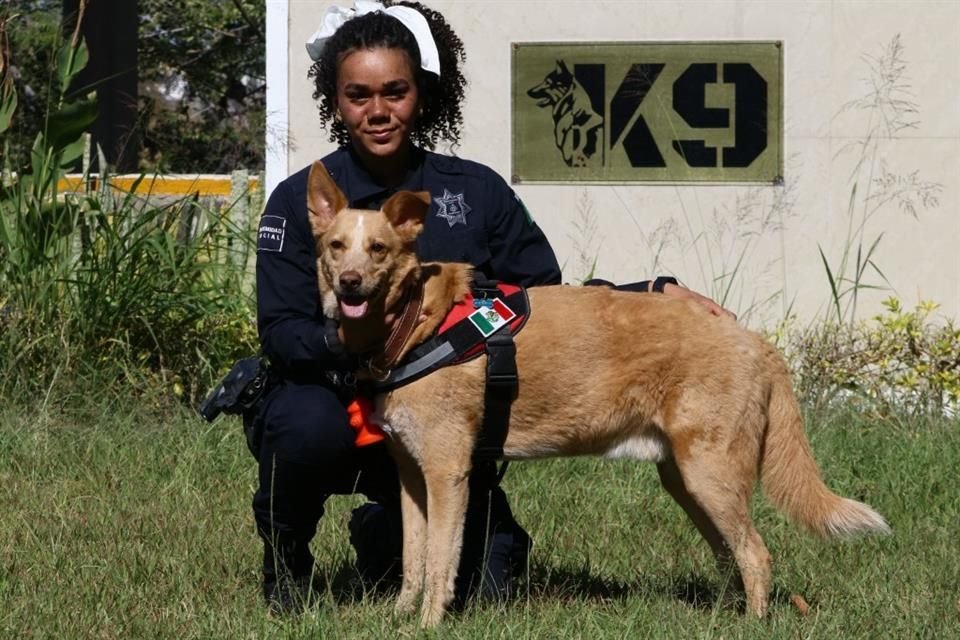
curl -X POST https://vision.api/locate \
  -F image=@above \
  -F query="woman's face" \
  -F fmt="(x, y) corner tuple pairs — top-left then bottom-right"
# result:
(335, 47), (420, 163)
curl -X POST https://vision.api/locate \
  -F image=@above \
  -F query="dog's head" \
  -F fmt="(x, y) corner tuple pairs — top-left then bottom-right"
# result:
(306, 161), (430, 321)
(527, 59), (574, 107)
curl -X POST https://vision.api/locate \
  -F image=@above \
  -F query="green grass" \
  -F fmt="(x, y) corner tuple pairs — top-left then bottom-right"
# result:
(1, 400), (957, 639)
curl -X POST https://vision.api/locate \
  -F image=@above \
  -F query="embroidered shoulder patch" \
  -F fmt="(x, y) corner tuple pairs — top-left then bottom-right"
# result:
(257, 215), (286, 252)
(468, 299), (517, 337)
(514, 193), (535, 225)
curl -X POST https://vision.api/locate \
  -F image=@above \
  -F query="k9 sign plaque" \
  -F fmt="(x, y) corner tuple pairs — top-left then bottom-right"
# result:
(512, 41), (783, 183)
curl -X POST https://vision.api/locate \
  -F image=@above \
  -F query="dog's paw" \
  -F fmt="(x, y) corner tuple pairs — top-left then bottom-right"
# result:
(393, 590), (419, 617)
(321, 290), (340, 320)
(419, 605), (445, 629)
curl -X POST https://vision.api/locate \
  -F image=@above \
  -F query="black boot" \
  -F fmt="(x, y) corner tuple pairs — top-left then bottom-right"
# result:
(348, 501), (403, 588)
(262, 538), (319, 615)
(349, 443), (404, 589)
(455, 462), (533, 603)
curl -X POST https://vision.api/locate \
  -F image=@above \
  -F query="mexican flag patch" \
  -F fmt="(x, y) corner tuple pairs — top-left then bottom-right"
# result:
(468, 299), (516, 337)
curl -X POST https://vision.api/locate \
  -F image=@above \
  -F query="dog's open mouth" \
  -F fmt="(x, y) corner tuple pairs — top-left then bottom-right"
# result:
(527, 90), (550, 107)
(339, 295), (369, 320)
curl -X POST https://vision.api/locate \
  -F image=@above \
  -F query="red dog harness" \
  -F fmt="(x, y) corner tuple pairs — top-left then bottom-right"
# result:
(369, 278), (529, 460)
(372, 281), (528, 389)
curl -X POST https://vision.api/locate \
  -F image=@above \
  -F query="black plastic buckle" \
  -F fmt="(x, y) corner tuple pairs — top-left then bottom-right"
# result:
(485, 331), (518, 389)
(470, 274), (502, 300)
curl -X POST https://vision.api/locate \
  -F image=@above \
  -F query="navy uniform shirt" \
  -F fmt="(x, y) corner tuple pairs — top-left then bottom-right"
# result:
(256, 147), (561, 377)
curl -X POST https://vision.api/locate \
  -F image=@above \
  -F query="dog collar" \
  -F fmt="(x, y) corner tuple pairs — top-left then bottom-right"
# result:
(365, 278), (425, 380)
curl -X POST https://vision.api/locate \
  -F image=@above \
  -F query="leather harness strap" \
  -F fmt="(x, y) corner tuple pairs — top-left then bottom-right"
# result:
(366, 279), (425, 380)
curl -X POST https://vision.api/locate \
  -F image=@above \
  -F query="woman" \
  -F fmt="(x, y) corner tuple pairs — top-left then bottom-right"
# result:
(253, 0), (731, 614)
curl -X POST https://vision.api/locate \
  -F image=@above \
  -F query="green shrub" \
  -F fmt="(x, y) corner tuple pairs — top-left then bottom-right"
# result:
(0, 174), (260, 405)
(0, 12), (258, 407)
(771, 297), (960, 417)
(1, 195), (261, 404)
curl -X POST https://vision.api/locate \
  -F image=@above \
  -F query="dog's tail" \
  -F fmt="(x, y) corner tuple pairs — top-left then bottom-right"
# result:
(759, 363), (891, 538)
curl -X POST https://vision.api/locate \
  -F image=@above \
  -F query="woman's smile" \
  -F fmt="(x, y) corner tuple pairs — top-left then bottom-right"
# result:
(336, 47), (420, 170)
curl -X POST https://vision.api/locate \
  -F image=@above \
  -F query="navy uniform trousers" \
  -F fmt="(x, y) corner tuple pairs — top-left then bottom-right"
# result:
(251, 379), (530, 602)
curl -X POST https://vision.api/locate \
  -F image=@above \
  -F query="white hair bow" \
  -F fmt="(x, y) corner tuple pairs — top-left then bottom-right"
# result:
(305, 1), (441, 77)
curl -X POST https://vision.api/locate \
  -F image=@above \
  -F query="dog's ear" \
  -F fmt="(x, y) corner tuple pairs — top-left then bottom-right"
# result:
(556, 59), (569, 74)
(382, 190), (430, 242)
(307, 161), (348, 237)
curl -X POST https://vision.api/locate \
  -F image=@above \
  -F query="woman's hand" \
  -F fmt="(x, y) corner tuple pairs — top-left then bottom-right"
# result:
(661, 282), (737, 320)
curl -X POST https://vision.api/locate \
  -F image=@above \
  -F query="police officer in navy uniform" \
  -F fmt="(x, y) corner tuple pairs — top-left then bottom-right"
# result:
(252, 3), (561, 612)
(256, 149), (560, 610)
(252, 1), (733, 614)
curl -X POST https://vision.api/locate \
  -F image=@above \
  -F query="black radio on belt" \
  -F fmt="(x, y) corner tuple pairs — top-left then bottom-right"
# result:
(198, 358), (273, 422)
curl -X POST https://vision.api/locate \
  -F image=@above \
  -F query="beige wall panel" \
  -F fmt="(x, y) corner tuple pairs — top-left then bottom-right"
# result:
(286, 0), (960, 326)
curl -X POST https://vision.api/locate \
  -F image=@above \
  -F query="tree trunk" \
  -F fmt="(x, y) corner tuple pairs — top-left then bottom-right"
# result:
(62, 0), (139, 172)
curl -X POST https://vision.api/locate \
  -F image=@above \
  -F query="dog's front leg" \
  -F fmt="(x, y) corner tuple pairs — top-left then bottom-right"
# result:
(419, 465), (470, 628)
(392, 446), (428, 616)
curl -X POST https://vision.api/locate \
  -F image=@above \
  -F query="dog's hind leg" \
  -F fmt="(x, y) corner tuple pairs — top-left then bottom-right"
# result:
(669, 447), (772, 617)
(419, 463), (471, 628)
(657, 457), (740, 592)
(393, 447), (428, 616)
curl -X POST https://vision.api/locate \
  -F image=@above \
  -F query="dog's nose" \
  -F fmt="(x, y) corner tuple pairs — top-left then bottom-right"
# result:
(339, 270), (362, 292)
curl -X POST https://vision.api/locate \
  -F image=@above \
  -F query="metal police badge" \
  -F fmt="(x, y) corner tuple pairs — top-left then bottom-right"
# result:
(433, 189), (471, 227)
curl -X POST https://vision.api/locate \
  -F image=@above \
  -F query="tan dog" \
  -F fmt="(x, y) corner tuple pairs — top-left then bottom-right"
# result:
(305, 161), (890, 628)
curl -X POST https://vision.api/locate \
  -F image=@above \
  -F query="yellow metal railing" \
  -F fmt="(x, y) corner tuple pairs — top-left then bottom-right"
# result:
(57, 173), (261, 197)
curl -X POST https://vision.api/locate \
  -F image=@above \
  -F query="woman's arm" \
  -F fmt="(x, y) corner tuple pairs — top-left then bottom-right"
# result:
(256, 177), (345, 376)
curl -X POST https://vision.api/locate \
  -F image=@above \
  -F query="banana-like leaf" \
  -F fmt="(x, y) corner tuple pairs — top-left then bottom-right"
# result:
(57, 38), (90, 97)
(0, 86), (16, 134)
(47, 98), (98, 152)
(59, 136), (87, 168)
(0, 15), (18, 134)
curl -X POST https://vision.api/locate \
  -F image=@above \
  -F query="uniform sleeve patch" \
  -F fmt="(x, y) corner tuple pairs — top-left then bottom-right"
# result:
(514, 193), (535, 225)
(257, 215), (287, 252)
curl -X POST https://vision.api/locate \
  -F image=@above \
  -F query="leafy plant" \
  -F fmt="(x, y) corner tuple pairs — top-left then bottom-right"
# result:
(770, 297), (960, 417)
(0, 6), (259, 407)
(819, 34), (941, 325)
(3, 1), (265, 174)
(0, 13), (18, 138)
(0, 2), (96, 331)
(1, 5), (62, 173)
(138, 0), (265, 172)
(565, 189), (600, 284)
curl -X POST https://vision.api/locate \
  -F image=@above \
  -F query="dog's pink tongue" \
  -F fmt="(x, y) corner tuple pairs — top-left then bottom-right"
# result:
(340, 299), (368, 319)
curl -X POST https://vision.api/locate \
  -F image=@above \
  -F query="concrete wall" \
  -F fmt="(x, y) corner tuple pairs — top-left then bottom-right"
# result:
(278, 0), (959, 327)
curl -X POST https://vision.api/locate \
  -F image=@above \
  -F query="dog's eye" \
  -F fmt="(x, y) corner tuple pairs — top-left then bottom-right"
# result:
(329, 239), (344, 251)
(370, 241), (386, 254)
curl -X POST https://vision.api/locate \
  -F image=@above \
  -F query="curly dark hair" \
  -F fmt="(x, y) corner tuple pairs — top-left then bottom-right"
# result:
(308, 1), (467, 150)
